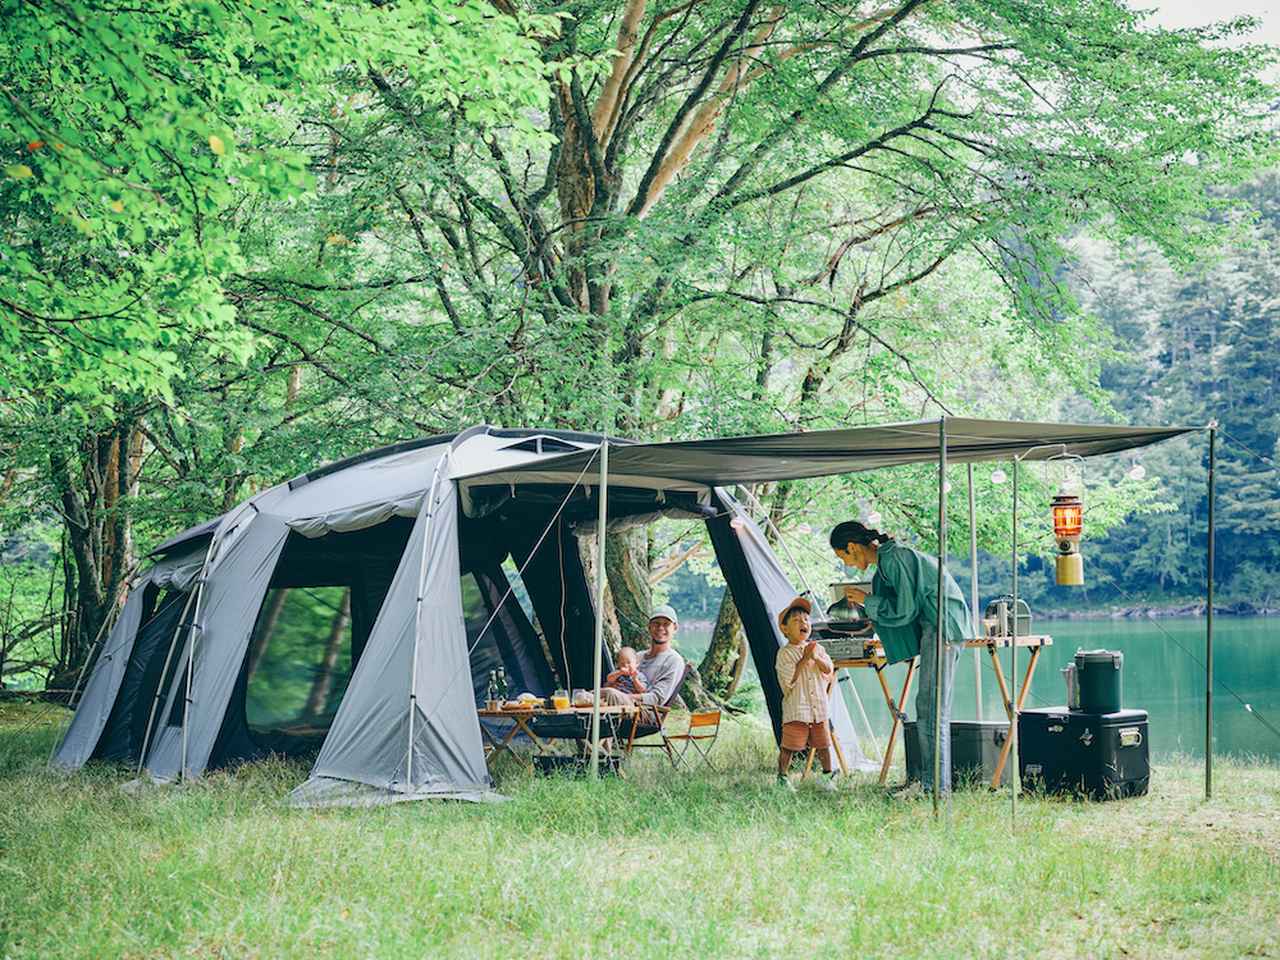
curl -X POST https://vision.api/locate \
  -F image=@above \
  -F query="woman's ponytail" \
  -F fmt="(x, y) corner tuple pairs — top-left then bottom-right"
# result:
(829, 520), (894, 551)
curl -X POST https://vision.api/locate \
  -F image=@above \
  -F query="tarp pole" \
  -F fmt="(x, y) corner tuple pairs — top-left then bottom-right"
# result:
(589, 437), (609, 779)
(934, 418), (947, 818)
(967, 463), (982, 721)
(1206, 425), (1216, 800)
(1010, 457), (1020, 825)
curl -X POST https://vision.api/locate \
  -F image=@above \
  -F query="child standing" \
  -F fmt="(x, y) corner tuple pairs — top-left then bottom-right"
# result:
(774, 596), (837, 791)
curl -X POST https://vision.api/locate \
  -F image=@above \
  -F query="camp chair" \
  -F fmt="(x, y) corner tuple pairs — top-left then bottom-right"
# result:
(665, 710), (721, 771)
(623, 661), (692, 767)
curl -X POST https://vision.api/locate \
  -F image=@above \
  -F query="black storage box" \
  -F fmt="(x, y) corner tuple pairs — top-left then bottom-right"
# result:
(532, 754), (623, 777)
(904, 720), (1011, 787)
(1018, 707), (1150, 800)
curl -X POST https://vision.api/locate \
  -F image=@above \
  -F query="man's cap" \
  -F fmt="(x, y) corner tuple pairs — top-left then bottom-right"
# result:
(649, 603), (679, 627)
(777, 595), (812, 629)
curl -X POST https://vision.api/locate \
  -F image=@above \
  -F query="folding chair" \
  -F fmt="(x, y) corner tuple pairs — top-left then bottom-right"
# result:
(623, 661), (691, 767)
(666, 710), (721, 770)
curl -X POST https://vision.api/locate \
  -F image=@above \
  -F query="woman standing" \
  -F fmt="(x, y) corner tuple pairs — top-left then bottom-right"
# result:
(830, 520), (971, 795)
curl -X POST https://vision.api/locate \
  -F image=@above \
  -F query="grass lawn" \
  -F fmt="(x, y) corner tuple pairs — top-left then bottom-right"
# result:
(2, 700), (1278, 959)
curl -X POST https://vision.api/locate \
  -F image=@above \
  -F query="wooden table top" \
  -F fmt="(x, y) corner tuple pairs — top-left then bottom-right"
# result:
(831, 634), (1053, 669)
(477, 704), (638, 718)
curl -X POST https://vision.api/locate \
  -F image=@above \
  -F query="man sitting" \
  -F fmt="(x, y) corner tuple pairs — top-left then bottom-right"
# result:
(599, 604), (685, 707)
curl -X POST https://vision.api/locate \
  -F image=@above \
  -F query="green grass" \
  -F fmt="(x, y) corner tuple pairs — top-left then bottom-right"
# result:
(2, 701), (1278, 960)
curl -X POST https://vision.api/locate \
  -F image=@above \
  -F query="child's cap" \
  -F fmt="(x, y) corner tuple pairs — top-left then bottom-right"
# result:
(777, 596), (812, 629)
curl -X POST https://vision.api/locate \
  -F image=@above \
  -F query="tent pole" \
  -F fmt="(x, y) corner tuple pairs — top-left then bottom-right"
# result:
(967, 463), (982, 721)
(589, 438), (610, 779)
(1010, 457), (1020, 826)
(1206, 426), (1216, 800)
(934, 418), (947, 818)
(178, 583), (206, 784)
(134, 585), (200, 777)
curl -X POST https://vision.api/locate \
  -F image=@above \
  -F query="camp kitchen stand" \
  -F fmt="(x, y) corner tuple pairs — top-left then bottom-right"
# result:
(830, 633), (1052, 788)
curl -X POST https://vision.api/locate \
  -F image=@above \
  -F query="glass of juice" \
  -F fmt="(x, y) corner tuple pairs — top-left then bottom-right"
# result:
(551, 689), (570, 711)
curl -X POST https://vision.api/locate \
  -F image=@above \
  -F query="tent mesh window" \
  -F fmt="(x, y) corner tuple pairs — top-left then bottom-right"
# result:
(208, 520), (413, 763)
(243, 585), (354, 754)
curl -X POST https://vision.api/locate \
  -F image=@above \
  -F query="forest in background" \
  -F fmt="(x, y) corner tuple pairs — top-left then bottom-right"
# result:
(1, 0), (1277, 697)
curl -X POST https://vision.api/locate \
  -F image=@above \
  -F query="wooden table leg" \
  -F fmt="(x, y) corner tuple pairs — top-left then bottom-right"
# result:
(989, 645), (1043, 789)
(830, 725), (848, 775)
(481, 718), (525, 772)
(878, 658), (917, 786)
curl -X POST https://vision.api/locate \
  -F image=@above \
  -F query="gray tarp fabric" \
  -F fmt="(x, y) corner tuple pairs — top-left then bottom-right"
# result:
(298, 447), (491, 804)
(143, 504), (291, 781)
(51, 541), (209, 770)
(712, 490), (874, 770)
(458, 418), (1198, 488)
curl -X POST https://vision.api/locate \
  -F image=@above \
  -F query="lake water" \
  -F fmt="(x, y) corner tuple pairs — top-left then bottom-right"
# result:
(680, 616), (1280, 762)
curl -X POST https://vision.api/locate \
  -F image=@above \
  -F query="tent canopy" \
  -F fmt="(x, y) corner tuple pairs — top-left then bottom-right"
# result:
(457, 418), (1200, 490)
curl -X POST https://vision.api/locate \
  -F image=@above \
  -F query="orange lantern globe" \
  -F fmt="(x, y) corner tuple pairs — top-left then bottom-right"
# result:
(1051, 490), (1084, 586)
(1051, 494), (1083, 541)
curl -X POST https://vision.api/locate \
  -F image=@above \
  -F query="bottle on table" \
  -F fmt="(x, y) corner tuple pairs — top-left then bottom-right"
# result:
(497, 667), (508, 702)
(486, 670), (498, 709)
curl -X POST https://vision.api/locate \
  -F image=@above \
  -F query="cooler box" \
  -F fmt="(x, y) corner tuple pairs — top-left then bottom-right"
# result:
(904, 720), (1011, 787)
(1018, 707), (1150, 800)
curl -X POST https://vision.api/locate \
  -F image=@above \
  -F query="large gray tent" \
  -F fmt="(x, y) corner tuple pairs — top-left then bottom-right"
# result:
(52, 419), (1197, 806)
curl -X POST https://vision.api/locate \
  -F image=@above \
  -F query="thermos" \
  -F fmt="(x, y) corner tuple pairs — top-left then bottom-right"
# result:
(1061, 662), (1080, 710)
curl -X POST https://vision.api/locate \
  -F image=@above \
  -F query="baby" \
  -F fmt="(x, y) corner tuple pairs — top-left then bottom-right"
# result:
(603, 646), (648, 697)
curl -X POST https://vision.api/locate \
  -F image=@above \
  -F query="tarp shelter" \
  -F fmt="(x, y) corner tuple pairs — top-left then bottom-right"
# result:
(52, 418), (1203, 807)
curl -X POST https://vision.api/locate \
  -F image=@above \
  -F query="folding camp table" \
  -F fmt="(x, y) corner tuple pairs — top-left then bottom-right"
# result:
(831, 633), (1052, 787)
(477, 704), (641, 773)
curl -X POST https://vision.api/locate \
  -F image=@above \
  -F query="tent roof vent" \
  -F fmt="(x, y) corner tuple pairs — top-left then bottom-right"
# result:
(499, 435), (585, 455)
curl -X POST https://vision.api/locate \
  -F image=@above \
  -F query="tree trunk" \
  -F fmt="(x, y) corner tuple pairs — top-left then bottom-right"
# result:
(46, 423), (138, 694)
(247, 588), (289, 681)
(606, 526), (651, 648)
(303, 588), (351, 719)
(698, 589), (747, 699)
(578, 534), (622, 658)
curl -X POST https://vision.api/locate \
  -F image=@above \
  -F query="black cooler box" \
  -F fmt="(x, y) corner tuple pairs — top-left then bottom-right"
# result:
(904, 720), (1011, 787)
(1018, 707), (1150, 800)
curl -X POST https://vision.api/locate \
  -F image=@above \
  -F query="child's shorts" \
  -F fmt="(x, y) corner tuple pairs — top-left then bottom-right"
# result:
(781, 720), (831, 751)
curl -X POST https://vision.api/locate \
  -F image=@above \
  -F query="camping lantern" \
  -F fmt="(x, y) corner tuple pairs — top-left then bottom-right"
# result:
(1051, 487), (1084, 586)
